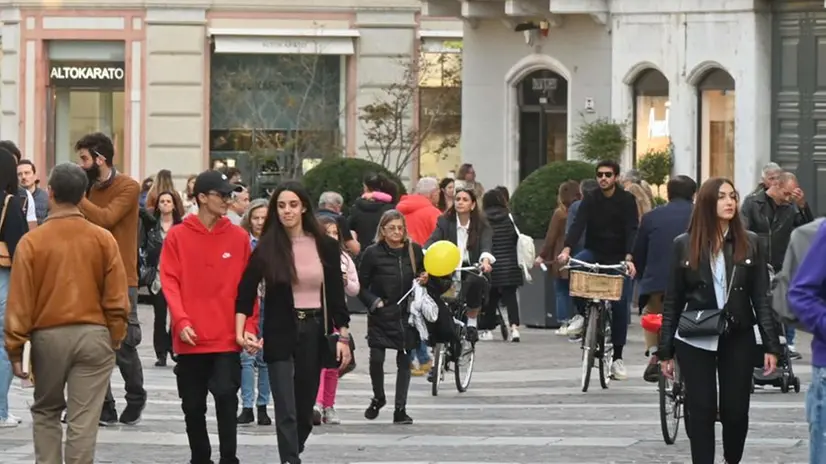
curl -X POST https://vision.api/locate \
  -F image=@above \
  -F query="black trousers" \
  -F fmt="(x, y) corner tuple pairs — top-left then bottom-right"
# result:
(461, 270), (489, 309)
(152, 290), (171, 358)
(104, 287), (146, 411)
(267, 313), (324, 464)
(481, 286), (520, 329)
(676, 328), (756, 464)
(369, 347), (411, 410)
(175, 352), (241, 464)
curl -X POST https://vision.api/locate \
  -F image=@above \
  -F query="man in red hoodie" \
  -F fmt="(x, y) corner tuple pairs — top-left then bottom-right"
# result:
(396, 176), (441, 245)
(160, 170), (258, 464)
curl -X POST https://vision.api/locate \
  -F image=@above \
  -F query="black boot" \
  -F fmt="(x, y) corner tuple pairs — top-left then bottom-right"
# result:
(393, 408), (413, 425)
(237, 407), (254, 425)
(257, 406), (272, 426)
(154, 353), (167, 367)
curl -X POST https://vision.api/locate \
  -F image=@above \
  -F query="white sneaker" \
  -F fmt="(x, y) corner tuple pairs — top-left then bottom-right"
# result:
(478, 330), (494, 341)
(554, 322), (569, 336)
(566, 315), (585, 335)
(510, 328), (521, 343)
(611, 359), (628, 380)
(0, 417), (19, 428)
(7, 413), (21, 424)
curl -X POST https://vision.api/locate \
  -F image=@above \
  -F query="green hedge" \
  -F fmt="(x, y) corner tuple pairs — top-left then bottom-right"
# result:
(302, 158), (407, 213)
(510, 160), (595, 239)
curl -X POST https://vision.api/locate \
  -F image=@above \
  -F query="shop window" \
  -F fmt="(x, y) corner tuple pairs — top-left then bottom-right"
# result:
(632, 69), (670, 163)
(209, 54), (342, 180)
(516, 69), (568, 182)
(697, 69), (736, 182)
(418, 49), (462, 179)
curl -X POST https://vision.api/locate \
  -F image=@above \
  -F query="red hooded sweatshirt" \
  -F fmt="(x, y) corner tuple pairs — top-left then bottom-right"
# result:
(160, 215), (258, 355)
(396, 194), (441, 245)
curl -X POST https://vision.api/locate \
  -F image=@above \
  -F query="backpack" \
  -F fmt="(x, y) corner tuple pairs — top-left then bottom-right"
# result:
(508, 213), (536, 283)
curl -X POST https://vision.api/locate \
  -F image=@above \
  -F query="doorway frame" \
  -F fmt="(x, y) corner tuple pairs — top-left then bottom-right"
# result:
(504, 54), (571, 192)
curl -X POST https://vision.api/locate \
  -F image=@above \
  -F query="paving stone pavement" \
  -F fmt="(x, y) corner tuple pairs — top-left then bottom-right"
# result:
(0, 305), (813, 463)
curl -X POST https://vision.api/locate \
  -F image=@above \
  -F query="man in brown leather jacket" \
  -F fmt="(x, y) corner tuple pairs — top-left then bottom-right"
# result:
(4, 162), (129, 464)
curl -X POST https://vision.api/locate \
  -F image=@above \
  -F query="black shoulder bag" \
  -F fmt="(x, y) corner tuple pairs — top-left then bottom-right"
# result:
(677, 267), (736, 338)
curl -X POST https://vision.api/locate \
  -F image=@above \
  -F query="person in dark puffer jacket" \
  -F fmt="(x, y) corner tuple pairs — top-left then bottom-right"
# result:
(480, 188), (523, 342)
(358, 209), (424, 425)
(348, 173), (396, 253)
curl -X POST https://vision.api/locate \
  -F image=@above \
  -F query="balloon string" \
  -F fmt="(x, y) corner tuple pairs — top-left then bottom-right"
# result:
(396, 285), (416, 306)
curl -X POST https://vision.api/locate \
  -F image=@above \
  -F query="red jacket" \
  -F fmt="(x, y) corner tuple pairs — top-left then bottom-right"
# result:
(396, 194), (441, 245)
(160, 215), (258, 355)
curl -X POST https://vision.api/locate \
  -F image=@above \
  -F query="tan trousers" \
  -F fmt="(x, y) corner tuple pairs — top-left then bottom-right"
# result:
(643, 292), (664, 352)
(31, 324), (115, 464)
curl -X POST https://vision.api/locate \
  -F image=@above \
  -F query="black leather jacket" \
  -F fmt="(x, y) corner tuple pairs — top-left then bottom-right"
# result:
(658, 231), (781, 360)
(740, 190), (814, 270)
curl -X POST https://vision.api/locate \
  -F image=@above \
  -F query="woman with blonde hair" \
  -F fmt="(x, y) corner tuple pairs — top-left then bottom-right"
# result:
(359, 209), (425, 424)
(181, 174), (198, 213)
(627, 183), (653, 221)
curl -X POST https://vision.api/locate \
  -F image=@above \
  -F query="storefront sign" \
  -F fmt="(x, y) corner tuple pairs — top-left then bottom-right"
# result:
(49, 62), (125, 88)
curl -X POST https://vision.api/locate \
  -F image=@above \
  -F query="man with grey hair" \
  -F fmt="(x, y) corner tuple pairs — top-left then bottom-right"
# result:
(5, 163), (129, 462)
(620, 169), (642, 189)
(317, 191), (359, 255)
(397, 177), (441, 245)
(750, 162), (783, 196)
(225, 184), (249, 226)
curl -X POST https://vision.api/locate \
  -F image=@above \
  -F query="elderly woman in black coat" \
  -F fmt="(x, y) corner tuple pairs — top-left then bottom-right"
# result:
(479, 188), (524, 342)
(358, 209), (425, 425)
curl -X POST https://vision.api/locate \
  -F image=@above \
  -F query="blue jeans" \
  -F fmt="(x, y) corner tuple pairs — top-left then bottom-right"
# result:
(786, 326), (796, 346)
(409, 341), (431, 364)
(240, 350), (269, 408)
(0, 269), (12, 420)
(807, 366), (826, 462)
(554, 278), (572, 321)
(572, 249), (630, 352)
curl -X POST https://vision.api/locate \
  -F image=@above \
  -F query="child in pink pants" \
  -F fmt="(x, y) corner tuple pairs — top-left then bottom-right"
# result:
(314, 215), (364, 425)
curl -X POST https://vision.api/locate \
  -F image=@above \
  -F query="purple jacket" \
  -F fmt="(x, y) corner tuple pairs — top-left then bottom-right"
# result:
(788, 221), (826, 367)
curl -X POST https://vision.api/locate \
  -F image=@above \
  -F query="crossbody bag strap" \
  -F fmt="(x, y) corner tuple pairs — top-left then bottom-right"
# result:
(322, 272), (329, 335)
(723, 266), (737, 309)
(407, 241), (417, 275)
(0, 195), (11, 235)
(508, 213), (521, 236)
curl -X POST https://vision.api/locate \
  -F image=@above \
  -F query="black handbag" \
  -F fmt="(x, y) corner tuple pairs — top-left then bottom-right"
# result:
(677, 267), (736, 338)
(321, 278), (342, 369)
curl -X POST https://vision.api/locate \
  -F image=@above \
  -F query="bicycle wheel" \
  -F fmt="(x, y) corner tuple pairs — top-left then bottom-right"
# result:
(431, 343), (445, 397)
(659, 371), (680, 444)
(498, 309), (509, 341)
(581, 306), (599, 393)
(598, 306), (612, 389)
(454, 336), (475, 392)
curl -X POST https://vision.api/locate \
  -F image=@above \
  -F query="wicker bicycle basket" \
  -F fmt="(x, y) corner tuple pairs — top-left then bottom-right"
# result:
(569, 270), (624, 301)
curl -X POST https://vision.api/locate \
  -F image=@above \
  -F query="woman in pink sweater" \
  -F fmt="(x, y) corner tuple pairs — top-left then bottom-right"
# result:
(313, 215), (359, 425)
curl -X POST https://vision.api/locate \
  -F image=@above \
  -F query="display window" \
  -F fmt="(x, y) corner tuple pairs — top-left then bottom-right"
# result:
(418, 47), (462, 179)
(697, 69), (736, 182)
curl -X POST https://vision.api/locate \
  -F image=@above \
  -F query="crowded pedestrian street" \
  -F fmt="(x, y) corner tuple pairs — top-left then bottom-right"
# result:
(0, 305), (812, 464)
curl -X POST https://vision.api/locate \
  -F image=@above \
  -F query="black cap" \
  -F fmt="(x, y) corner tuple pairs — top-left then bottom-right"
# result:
(192, 170), (243, 197)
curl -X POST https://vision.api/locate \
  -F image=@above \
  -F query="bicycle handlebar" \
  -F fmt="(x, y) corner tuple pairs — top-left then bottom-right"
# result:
(561, 257), (628, 273)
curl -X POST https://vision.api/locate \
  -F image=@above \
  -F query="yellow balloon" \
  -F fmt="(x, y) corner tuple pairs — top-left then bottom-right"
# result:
(424, 240), (461, 277)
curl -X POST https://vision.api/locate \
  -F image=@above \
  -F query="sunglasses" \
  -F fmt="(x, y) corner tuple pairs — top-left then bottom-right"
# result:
(596, 172), (614, 179)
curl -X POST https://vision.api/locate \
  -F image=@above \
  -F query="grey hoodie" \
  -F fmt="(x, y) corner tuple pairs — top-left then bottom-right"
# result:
(773, 218), (825, 330)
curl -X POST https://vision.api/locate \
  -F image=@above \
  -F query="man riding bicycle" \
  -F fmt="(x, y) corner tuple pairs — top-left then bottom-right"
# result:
(557, 160), (638, 380)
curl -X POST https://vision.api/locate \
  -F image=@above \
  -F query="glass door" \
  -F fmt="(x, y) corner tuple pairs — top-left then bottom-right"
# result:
(48, 88), (125, 171)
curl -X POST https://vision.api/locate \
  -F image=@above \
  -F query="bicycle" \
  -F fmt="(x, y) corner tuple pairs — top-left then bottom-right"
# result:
(429, 265), (485, 397)
(562, 258), (628, 393)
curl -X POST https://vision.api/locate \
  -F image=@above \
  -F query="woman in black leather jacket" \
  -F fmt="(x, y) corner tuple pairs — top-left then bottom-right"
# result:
(142, 191), (183, 366)
(359, 209), (425, 425)
(658, 177), (780, 464)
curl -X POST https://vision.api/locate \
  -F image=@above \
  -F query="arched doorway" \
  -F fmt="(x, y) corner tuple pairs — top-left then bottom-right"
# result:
(517, 69), (568, 181)
(632, 69), (670, 164)
(696, 68), (736, 182)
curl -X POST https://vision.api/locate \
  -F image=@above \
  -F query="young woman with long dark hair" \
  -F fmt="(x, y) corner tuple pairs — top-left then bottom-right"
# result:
(658, 177), (781, 464)
(143, 191), (183, 367)
(437, 177), (454, 212)
(425, 187), (493, 344)
(235, 181), (351, 464)
(0, 148), (27, 427)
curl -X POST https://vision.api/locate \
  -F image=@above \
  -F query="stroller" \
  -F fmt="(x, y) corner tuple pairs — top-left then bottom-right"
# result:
(752, 264), (801, 393)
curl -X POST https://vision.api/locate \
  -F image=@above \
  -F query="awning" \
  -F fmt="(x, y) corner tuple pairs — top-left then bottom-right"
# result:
(209, 28), (359, 55)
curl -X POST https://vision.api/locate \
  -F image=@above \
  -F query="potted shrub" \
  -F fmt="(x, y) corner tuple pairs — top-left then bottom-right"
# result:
(510, 160), (596, 328)
(572, 117), (629, 163)
(302, 157), (407, 214)
(637, 144), (674, 205)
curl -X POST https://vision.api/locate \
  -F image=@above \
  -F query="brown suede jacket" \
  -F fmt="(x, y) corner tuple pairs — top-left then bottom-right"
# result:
(80, 172), (140, 287)
(4, 212), (130, 363)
